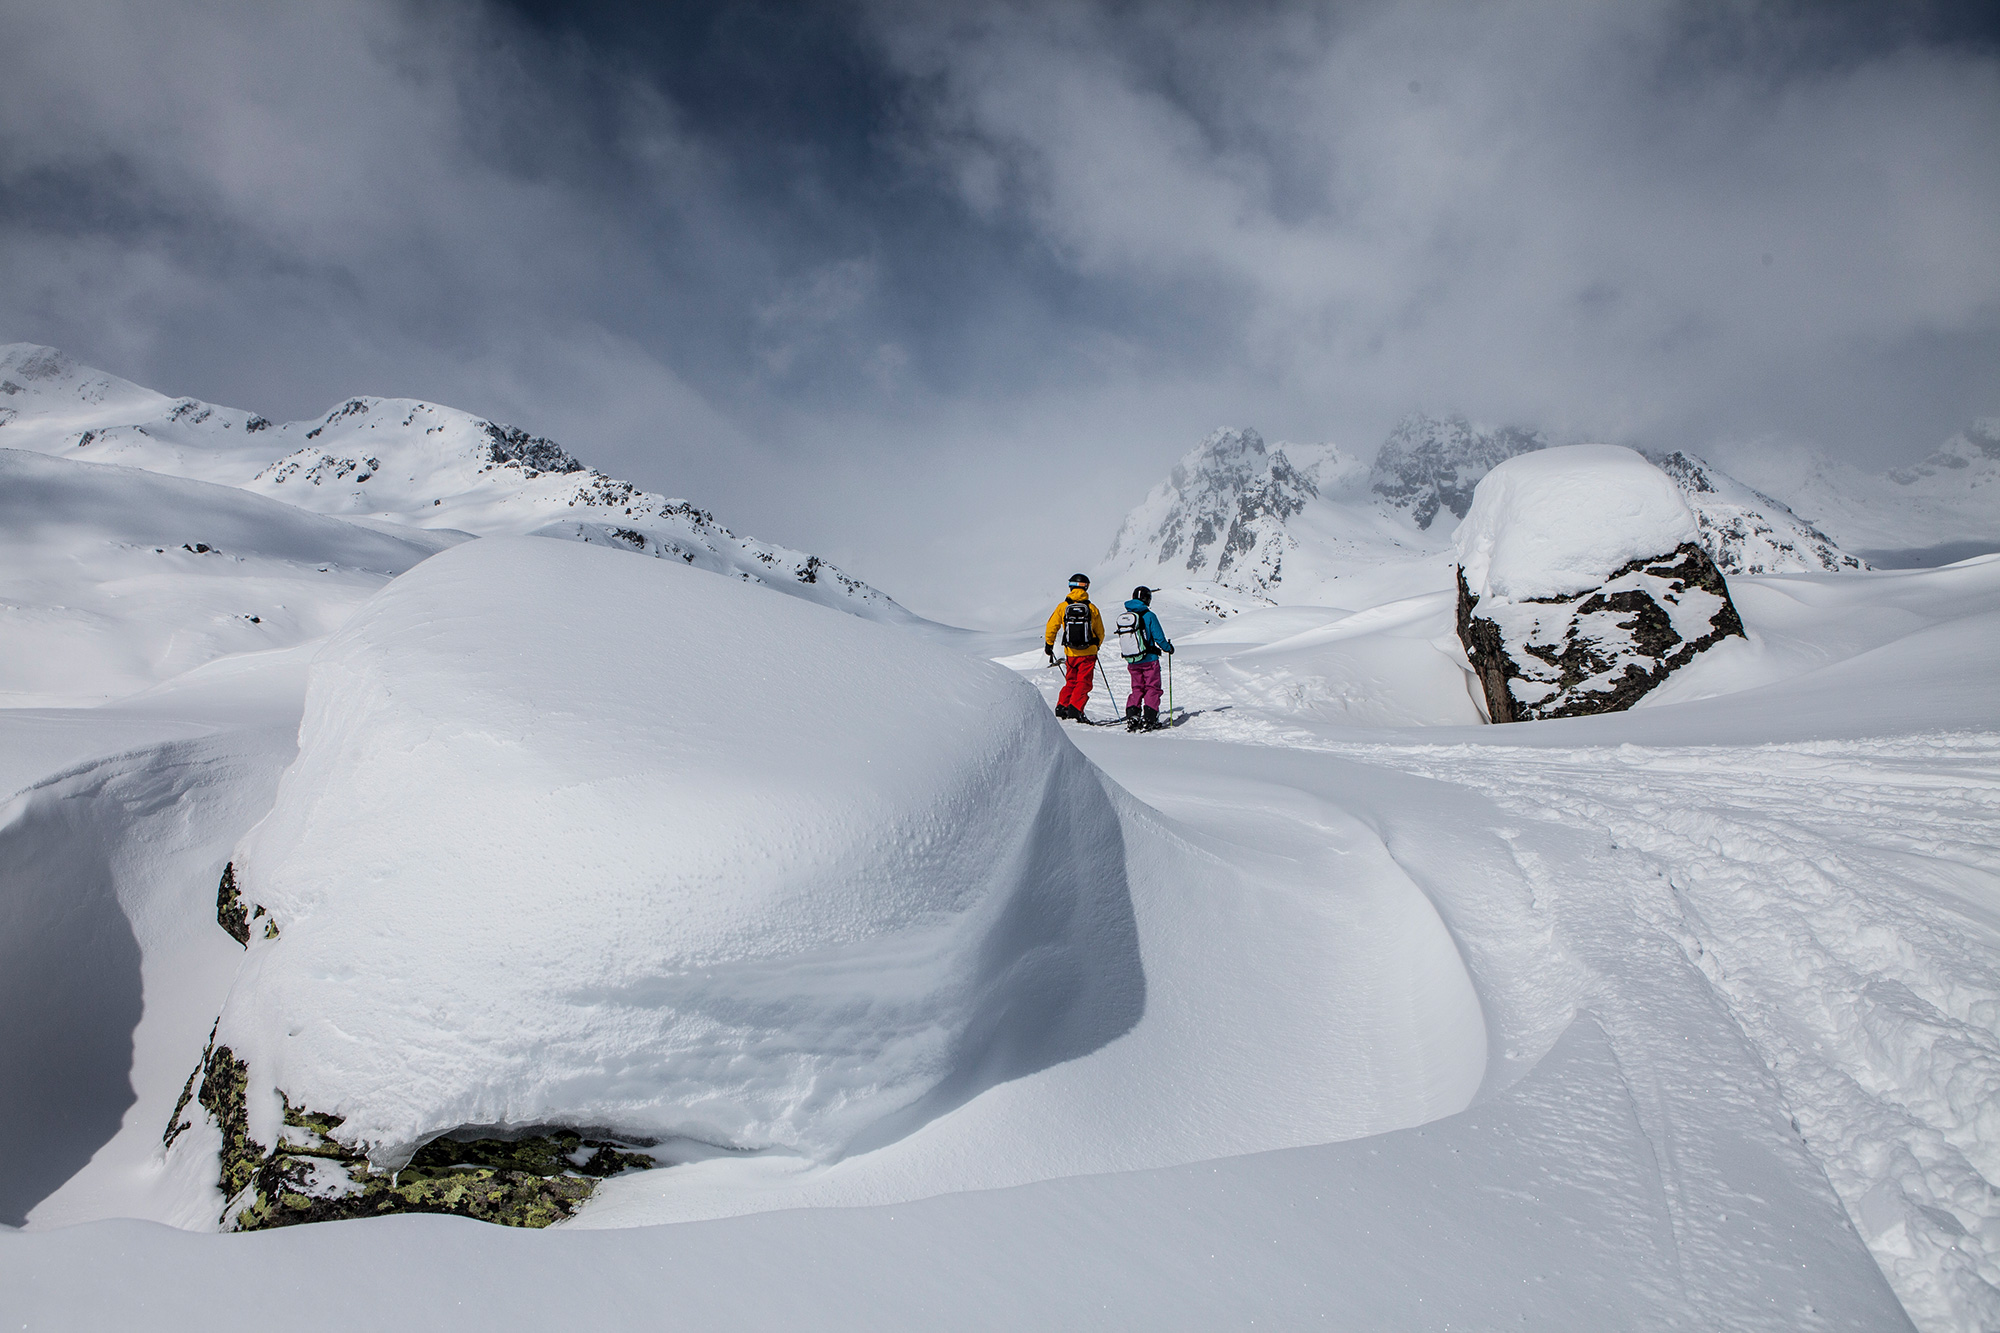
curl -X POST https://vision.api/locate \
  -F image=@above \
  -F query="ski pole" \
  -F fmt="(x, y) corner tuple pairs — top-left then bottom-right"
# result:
(1167, 653), (1174, 725)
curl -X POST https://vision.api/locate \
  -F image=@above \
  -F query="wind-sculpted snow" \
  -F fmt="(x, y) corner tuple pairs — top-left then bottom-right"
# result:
(1454, 445), (1703, 601)
(206, 537), (1142, 1173)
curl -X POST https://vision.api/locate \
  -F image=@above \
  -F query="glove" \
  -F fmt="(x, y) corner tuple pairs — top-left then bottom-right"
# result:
(1045, 645), (1056, 663)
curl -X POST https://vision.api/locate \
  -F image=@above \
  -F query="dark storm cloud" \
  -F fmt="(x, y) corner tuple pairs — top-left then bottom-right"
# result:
(2, 1), (1996, 621)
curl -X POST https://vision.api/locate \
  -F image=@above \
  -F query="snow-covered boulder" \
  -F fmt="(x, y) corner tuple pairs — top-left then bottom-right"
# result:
(1452, 446), (1745, 723)
(175, 536), (1140, 1226)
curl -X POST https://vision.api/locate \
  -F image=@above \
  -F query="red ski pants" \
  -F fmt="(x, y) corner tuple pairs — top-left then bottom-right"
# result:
(1057, 654), (1098, 711)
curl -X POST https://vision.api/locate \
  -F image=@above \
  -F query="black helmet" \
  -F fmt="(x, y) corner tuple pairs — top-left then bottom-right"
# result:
(1069, 573), (1090, 589)
(1131, 586), (1152, 605)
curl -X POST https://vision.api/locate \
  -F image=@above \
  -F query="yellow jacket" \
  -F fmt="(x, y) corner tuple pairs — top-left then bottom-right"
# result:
(1045, 589), (1104, 657)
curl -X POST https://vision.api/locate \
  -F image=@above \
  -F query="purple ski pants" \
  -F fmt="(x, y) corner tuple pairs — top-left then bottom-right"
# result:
(1125, 659), (1162, 710)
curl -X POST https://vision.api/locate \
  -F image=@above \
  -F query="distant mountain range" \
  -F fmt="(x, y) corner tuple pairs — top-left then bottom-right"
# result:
(0, 343), (905, 621)
(1103, 410), (1998, 606)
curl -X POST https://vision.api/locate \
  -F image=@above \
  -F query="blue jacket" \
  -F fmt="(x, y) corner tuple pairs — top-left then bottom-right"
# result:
(1121, 600), (1173, 663)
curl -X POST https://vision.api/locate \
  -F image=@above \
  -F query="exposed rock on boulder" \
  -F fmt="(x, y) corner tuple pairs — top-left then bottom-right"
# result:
(1453, 446), (1746, 723)
(162, 1032), (651, 1231)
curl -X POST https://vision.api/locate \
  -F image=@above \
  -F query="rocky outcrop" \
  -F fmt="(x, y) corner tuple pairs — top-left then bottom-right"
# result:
(213, 862), (276, 946)
(178, 860), (655, 1230)
(1457, 543), (1745, 722)
(163, 1030), (654, 1232)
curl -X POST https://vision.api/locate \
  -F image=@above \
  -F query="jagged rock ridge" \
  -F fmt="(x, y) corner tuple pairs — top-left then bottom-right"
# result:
(1370, 414), (1550, 530)
(1106, 429), (1323, 596)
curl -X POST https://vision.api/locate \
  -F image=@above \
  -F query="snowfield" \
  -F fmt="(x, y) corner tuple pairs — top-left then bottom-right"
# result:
(3, 352), (1997, 1331)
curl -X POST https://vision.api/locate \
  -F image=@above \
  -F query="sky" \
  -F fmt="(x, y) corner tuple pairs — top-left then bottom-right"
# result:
(3, 0), (1997, 624)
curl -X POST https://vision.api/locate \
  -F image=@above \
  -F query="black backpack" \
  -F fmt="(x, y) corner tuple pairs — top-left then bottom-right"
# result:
(1062, 599), (1096, 650)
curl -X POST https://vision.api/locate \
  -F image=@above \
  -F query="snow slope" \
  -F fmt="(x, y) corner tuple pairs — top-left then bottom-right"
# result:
(0, 449), (461, 706)
(1652, 449), (1868, 573)
(18, 546), (1989, 1324)
(0, 343), (905, 621)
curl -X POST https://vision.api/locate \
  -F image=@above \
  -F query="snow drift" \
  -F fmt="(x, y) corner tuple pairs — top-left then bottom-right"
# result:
(204, 537), (1142, 1173)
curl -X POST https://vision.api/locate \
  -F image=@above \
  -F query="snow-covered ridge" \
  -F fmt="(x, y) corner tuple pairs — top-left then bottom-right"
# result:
(0, 343), (904, 620)
(1650, 450), (1866, 574)
(0, 448), (461, 706)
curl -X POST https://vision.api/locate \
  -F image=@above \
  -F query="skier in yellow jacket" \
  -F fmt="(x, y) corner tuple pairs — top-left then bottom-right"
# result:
(1044, 573), (1105, 722)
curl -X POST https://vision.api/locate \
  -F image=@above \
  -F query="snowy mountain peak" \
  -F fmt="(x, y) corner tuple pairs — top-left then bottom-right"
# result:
(1890, 417), (2000, 485)
(1104, 427), (1369, 596)
(0, 342), (175, 426)
(1369, 413), (1549, 530)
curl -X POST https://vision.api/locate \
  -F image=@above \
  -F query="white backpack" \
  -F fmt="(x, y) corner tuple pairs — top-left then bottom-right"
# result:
(1116, 610), (1155, 662)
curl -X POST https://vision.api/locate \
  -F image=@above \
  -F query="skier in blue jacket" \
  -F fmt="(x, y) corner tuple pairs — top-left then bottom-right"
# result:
(1118, 587), (1174, 731)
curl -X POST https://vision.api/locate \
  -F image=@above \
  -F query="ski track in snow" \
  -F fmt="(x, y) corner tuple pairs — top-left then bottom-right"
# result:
(1316, 732), (2000, 1333)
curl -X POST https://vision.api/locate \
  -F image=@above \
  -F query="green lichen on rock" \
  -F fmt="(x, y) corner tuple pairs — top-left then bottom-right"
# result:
(216, 863), (280, 946)
(215, 863), (250, 946)
(197, 1042), (261, 1201)
(171, 1032), (655, 1231)
(228, 1107), (652, 1232)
